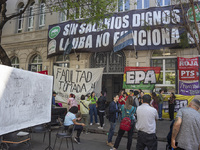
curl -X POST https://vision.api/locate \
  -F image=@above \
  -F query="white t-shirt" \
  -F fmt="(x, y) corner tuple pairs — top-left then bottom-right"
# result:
(136, 103), (158, 134)
(64, 112), (76, 126)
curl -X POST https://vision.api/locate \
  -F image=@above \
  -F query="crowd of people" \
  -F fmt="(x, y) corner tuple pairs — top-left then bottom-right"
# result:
(52, 89), (200, 150)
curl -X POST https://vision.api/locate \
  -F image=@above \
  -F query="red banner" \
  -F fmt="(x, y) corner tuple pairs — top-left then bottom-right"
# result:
(179, 69), (199, 80)
(178, 57), (199, 80)
(37, 70), (48, 75)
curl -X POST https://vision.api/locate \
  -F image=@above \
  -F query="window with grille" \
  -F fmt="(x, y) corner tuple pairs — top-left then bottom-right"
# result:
(28, 2), (35, 31)
(29, 55), (42, 72)
(54, 55), (70, 67)
(137, 0), (149, 9)
(151, 49), (177, 93)
(91, 51), (125, 74)
(118, 0), (130, 12)
(157, 0), (171, 6)
(39, 1), (45, 27)
(18, 5), (24, 33)
(11, 57), (20, 68)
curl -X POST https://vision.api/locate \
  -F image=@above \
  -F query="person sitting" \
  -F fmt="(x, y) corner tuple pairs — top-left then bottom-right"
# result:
(64, 106), (85, 144)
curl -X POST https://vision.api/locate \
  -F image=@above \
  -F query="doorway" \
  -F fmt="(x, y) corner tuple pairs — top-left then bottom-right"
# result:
(91, 51), (125, 101)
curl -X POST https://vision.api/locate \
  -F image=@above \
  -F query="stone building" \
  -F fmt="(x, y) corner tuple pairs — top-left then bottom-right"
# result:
(2, 0), (200, 101)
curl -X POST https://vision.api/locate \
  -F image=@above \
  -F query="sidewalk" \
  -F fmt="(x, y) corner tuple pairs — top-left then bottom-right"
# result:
(87, 117), (171, 142)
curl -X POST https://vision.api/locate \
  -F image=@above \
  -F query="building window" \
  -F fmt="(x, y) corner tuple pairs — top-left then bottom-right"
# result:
(54, 55), (70, 67)
(28, 2), (35, 31)
(39, 1), (45, 27)
(137, 0), (149, 9)
(157, 0), (171, 6)
(18, 4), (24, 33)
(91, 51), (125, 74)
(60, 11), (67, 22)
(118, 0), (130, 12)
(11, 57), (19, 68)
(29, 55), (42, 72)
(151, 49), (177, 93)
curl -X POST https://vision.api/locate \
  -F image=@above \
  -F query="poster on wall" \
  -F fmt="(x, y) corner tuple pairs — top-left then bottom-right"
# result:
(178, 57), (199, 80)
(53, 66), (104, 103)
(179, 68), (199, 80)
(123, 67), (161, 90)
(179, 81), (200, 95)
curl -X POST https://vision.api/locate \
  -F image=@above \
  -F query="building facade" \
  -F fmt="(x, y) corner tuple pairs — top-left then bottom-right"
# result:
(2, 0), (200, 101)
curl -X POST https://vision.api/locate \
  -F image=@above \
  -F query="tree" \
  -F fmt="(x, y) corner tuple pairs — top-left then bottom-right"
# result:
(170, 0), (200, 53)
(46, 0), (117, 25)
(0, 0), (117, 66)
(0, 0), (31, 66)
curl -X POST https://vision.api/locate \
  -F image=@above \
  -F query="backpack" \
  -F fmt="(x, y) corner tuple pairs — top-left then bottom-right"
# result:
(120, 107), (136, 131)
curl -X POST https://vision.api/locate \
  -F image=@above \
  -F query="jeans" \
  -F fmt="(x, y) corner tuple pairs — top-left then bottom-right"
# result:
(136, 131), (157, 150)
(108, 122), (116, 143)
(114, 123), (135, 150)
(89, 104), (98, 123)
(98, 111), (105, 127)
(158, 103), (163, 119)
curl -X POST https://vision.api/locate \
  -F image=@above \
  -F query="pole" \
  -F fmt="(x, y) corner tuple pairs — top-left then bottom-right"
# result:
(45, 123), (53, 150)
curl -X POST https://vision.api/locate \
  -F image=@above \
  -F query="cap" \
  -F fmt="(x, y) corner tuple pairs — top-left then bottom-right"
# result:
(53, 91), (57, 94)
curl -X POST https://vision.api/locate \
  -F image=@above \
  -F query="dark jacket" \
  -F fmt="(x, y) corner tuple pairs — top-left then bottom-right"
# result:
(109, 101), (119, 123)
(97, 96), (106, 110)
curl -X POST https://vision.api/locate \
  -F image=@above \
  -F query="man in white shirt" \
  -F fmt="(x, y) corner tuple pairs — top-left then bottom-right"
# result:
(136, 94), (158, 150)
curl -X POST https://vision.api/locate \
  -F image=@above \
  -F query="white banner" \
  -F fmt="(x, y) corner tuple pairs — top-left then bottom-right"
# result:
(0, 65), (53, 135)
(54, 66), (104, 103)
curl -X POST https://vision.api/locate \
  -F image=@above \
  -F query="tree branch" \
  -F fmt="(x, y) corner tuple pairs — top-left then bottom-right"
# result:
(5, 0), (31, 22)
(180, 0), (200, 52)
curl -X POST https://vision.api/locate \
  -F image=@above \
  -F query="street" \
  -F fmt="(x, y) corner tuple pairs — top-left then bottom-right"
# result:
(30, 131), (167, 150)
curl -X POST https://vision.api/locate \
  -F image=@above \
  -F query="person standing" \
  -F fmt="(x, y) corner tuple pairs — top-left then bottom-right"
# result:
(171, 99), (200, 150)
(168, 92), (176, 121)
(129, 90), (134, 97)
(158, 89), (165, 120)
(107, 94), (120, 148)
(118, 92), (128, 107)
(112, 96), (136, 150)
(89, 91), (99, 125)
(52, 91), (57, 107)
(79, 95), (90, 134)
(97, 91), (106, 129)
(136, 94), (158, 150)
(138, 91), (144, 105)
(151, 92), (159, 111)
(132, 91), (139, 107)
(67, 93), (78, 109)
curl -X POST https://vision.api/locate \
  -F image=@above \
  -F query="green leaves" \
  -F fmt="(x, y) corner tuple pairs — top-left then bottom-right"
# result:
(47, 0), (117, 24)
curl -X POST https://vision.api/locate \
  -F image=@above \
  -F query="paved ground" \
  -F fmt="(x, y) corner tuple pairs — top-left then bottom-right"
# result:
(0, 118), (172, 150)
(30, 132), (168, 150)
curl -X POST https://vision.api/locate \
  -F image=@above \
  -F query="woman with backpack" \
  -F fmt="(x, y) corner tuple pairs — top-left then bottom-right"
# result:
(111, 96), (136, 150)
